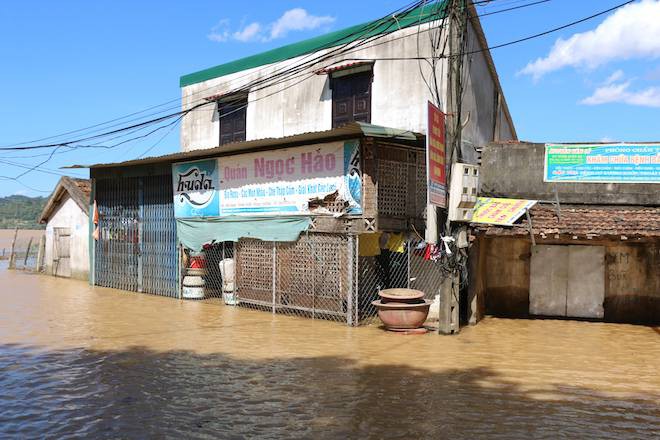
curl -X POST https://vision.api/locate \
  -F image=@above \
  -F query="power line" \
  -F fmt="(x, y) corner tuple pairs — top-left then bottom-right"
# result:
(452, 0), (635, 58)
(0, 0), (431, 149)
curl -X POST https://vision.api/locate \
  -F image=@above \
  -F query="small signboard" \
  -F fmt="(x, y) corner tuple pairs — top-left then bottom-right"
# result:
(471, 197), (537, 226)
(172, 158), (220, 218)
(544, 143), (660, 183)
(426, 101), (447, 208)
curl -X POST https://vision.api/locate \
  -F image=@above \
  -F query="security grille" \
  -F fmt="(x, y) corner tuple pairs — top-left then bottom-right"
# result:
(95, 174), (178, 297)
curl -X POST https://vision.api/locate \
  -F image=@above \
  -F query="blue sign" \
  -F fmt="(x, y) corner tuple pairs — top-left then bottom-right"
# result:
(172, 159), (220, 218)
(545, 144), (660, 183)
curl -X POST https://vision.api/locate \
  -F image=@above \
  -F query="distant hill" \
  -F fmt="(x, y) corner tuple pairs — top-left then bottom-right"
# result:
(0, 195), (48, 229)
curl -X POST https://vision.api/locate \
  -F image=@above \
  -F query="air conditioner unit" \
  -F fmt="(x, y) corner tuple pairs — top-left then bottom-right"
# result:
(448, 163), (479, 222)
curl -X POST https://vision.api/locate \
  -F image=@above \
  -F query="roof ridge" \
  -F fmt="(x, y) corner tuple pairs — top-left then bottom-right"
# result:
(180, 1), (447, 87)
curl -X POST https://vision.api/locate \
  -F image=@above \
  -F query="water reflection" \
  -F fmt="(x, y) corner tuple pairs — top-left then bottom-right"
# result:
(0, 270), (658, 439)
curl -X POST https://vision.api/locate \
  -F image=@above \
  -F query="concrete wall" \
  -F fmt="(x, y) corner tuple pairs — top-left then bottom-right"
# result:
(180, 22), (516, 159)
(44, 195), (89, 280)
(481, 142), (658, 205)
(474, 236), (660, 324)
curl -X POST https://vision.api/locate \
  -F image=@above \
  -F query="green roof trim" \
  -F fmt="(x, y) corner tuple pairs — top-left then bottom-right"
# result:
(180, 2), (447, 87)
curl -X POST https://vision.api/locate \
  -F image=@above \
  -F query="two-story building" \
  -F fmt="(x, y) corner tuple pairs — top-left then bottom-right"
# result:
(79, 1), (517, 326)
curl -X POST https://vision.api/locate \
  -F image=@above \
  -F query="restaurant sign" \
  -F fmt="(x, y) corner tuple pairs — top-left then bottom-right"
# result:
(426, 101), (447, 207)
(172, 158), (220, 218)
(172, 140), (362, 218)
(544, 144), (660, 183)
(219, 140), (361, 216)
(471, 197), (537, 226)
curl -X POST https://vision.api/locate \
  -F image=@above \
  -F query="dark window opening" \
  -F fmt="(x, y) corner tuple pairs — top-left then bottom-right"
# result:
(218, 96), (247, 145)
(331, 70), (372, 128)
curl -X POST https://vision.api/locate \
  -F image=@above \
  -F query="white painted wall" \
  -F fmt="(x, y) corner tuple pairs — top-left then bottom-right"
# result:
(44, 195), (89, 280)
(181, 21), (516, 163)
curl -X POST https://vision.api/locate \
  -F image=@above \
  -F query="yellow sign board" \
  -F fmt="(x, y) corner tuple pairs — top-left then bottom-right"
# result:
(472, 197), (537, 226)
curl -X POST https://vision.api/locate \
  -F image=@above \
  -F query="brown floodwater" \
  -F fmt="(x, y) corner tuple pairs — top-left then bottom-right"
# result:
(0, 269), (658, 439)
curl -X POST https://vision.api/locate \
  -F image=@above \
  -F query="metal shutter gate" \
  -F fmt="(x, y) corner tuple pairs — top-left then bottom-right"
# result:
(95, 174), (177, 297)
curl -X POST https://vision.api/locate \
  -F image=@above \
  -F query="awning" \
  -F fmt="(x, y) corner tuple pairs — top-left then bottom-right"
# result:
(176, 216), (312, 251)
(316, 61), (374, 76)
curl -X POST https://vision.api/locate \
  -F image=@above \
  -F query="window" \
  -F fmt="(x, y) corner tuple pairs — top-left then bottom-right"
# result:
(218, 96), (247, 145)
(331, 70), (372, 128)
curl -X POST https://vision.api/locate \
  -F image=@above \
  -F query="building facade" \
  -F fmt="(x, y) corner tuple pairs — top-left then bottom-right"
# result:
(179, 2), (516, 164)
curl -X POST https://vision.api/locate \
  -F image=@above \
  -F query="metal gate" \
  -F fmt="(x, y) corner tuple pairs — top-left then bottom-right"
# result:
(95, 174), (177, 297)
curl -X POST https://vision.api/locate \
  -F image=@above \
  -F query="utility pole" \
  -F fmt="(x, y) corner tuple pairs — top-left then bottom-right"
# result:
(437, 0), (465, 335)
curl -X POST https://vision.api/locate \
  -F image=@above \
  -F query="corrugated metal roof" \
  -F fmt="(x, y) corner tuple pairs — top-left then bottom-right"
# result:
(66, 122), (422, 170)
(179, 2), (447, 87)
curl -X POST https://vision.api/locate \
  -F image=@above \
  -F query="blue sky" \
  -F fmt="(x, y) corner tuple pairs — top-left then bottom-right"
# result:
(1, 0), (658, 196)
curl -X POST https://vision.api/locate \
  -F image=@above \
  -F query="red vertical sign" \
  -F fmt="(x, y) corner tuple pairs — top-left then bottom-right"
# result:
(426, 101), (446, 207)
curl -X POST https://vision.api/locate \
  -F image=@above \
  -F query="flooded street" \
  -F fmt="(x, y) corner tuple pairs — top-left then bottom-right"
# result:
(0, 269), (658, 439)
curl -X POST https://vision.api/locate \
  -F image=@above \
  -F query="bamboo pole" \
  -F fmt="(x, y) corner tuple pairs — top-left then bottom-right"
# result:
(8, 228), (18, 270)
(23, 237), (33, 267)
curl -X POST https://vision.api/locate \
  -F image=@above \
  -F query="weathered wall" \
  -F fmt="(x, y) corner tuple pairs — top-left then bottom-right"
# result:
(180, 22), (516, 157)
(478, 237), (660, 324)
(44, 195), (89, 280)
(605, 243), (660, 323)
(481, 143), (658, 205)
(481, 237), (531, 317)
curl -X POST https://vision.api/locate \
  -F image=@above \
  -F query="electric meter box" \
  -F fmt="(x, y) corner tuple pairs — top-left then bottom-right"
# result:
(448, 163), (479, 222)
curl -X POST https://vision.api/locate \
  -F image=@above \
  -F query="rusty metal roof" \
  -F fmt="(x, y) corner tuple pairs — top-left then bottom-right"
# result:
(65, 122), (422, 170)
(473, 204), (660, 239)
(38, 177), (91, 224)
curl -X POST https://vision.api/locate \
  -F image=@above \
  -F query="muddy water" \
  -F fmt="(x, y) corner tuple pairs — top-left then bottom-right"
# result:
(0, 270), (658, 439)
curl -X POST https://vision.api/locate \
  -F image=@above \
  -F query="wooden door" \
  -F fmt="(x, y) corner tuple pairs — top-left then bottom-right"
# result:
(53, 227), (71, 278)
(567, 246), (605, 318)
(530, 245), (568, 316)
(219, 99), (247, 145)
(530, 245), (605, 318)
(331, 71), (372, 128)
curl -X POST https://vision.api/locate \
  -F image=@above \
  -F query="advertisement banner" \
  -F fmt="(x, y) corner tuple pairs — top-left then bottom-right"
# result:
(472, 197), (537, 226)
(172, 159), (220, 218)
(426, 101), (447, 207)
(544, 144), (660, 183)
(218, 140), (362, 216)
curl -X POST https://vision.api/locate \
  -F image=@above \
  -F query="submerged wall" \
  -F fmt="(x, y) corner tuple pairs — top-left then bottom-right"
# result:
(474, 236), (660, 324)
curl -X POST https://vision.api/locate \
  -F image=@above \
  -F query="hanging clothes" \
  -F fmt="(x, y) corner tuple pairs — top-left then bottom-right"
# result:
(386, 233), (406, 253)
(358, 233), (382, 257)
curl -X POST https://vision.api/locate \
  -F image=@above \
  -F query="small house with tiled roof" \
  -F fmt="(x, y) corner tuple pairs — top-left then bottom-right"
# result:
(38, 176), (91, 279)
(470, 141), (659, 325)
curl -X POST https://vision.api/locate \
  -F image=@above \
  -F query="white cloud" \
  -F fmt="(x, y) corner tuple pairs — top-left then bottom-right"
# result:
(207, 9), (335, 43)
(268, 8), (335, 40)
(599, 136), (616, 143)
(603, 69), (624, 85)
(207, 19), (231, 42)
(233, 22), (262, 42)
(520, 0), (660, 80)
(581, 81), (660, 107)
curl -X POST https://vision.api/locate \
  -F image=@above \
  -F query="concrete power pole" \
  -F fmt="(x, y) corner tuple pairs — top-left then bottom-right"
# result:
(437, 0), (465, 335)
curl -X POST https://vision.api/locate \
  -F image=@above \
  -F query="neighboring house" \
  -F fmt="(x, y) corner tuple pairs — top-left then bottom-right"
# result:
(179, 1), (517, 163)
(470, 142), (660, 325)
(38, 177), (91, 280)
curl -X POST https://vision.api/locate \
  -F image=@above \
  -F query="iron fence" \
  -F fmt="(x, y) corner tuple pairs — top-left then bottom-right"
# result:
(357, 234), (467, 327)
(179, 231), (461, 327)
(181, 233), (358, 324)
